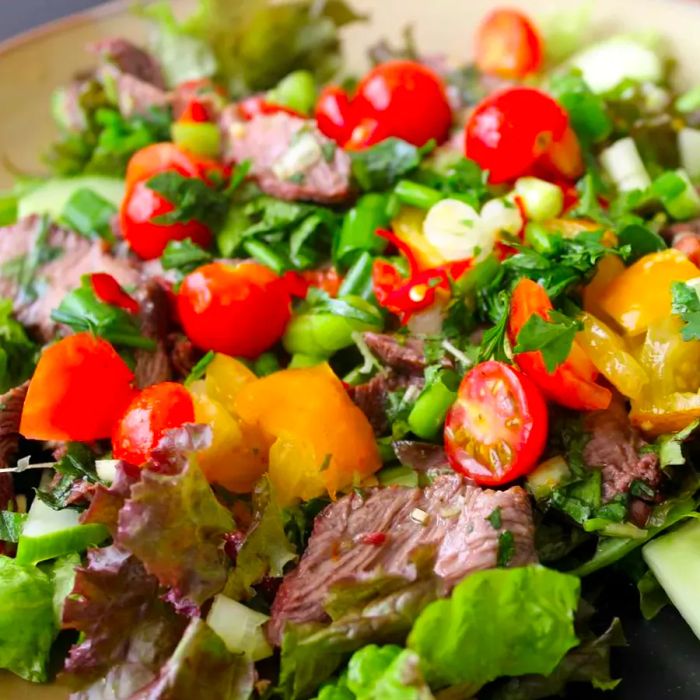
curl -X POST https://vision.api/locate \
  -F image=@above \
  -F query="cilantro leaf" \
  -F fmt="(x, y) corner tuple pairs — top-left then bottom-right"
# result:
(486, 507), (502, 530)
(350, 138), (429, 191)
(146, 171), (229, 230)
(671, 281), (700, 341)
(497, 530), (515, 567)
(514, 311), (582, 373)
(478, 291), (511, 363)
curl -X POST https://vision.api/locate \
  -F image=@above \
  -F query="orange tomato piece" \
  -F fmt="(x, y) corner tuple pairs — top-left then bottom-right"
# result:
(20, 333), (135, 442)
(598, 250), (700, 335)
(233, 364), (381, 503)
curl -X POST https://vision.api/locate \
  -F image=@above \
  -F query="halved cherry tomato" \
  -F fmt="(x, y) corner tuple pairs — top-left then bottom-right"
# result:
(112, 382), (195, 466)
(120, 180), (213, 260)
(283, 268), (343, 299)
(179, 99), (212, 124)
(444, 360), (548, 486)
(475, 9), (543, 79)
(465, 87), (583, 184)
(177, 261), (292, 358)
(316, 61), (452, 149)
(124, 143), (225, 189)
(90, 273), (139, 315)
(508, 278), (612, 411)
(20, 333), (135, 442)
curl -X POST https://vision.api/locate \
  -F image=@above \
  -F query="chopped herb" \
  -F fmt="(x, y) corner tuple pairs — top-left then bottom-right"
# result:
(350, 138), (427, 191)
(486, 507), (502, 530)
(0, 299), (38, 393)
(0, 511), (27, 543)
(59, 187), (117, 242)
(671, 281), (700, 341)
(478, 291), (511, 363)
(514, 311), (582, 373)
(185, 350), (215, 385)
(287, 172), (306, 184)
(630, 480), (657, 500)
(321, 141), (337, 163)
(161, 238), (213, 274)
(497, 530), (515, 567)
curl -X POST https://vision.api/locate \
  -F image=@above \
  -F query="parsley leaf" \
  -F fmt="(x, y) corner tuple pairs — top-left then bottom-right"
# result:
(161, 238), (213, 274)
(514, 311), (582, 373)
(350, 138), (430, 191)
(478, 291), (511, 363)
(497, 530), (515, 567)
(671, 281), (700, 341)
(146, 171), (229, 230)
(486, 507), (502, 529)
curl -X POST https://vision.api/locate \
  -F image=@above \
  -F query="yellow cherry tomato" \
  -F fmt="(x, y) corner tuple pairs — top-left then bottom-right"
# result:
(204, 353), (257, 414)
(542, 218), (618, 247)
(583, 254), (626, 324)
(234, 363), (381, 503)
(391, 206), (447, 270)
(190, 380), (268, 493)
(598, 250), (700, 335)
(576, 313), (649, 400)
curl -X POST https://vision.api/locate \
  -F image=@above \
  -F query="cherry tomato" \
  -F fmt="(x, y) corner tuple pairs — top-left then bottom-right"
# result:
(315, 85), (355, 145)
(475, 9), (543, 79)
(465, 87), (583, 184)
(20, 333), (135, 442)
(125, 143), (225, 189)
(444, 360), (547, 485)
(177, 261), (292, 358)
(90, 273), (139, 314)
(120, 180), (213, 260)
(236, 95), (303, 121)
(508, 278), (612, 411)
(112, 382), (195, 466)
(316, 61), (452, 149)
(179, 98), (212, 124)
(283, 268), (343, 298)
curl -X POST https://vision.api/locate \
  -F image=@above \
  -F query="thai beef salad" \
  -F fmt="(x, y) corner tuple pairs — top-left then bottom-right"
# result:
(1, 1), (700, 698)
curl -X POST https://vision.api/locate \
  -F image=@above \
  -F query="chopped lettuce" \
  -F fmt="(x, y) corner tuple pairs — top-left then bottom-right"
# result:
(116, 458), (234, 611)
(407, 567), (580, 691)
(0, 556), (56, 681)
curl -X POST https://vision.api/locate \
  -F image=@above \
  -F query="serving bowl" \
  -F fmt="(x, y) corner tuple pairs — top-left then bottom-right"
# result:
(0, 0), (699, 697)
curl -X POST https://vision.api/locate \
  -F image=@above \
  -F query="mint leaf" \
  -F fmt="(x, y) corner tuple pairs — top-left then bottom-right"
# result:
(671, 281), (700, 341)
(514, 311), (582, 372)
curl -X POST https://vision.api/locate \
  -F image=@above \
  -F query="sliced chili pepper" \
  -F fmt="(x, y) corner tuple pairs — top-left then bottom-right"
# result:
(90, 273), (139, 315)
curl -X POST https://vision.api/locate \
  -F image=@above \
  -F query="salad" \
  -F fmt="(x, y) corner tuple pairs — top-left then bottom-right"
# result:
(0, 1), (699, 698)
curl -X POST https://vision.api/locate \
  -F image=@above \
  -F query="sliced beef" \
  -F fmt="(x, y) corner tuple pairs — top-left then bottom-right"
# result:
(363, 332), (430, 374)
(0, 217), (140, 341)
(583, 396), (661, 502)
(89, 38), (165, 88)
(221, 111), (351, 203)
(392, 440), (450, 472)
(134, 280), (174, 388)
(97, 66), (170, 119)
(268, 474), (536, 645)
(0, 382), (28, 509)
(168, 333), (201, 379)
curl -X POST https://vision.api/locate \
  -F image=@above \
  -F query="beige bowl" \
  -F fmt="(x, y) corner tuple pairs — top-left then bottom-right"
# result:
(2, 0), (700, 697)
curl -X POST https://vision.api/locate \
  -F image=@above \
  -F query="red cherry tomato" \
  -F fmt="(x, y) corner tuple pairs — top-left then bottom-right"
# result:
(177, 261), (292, 358)
(112, 382), (195, 466)
(125, 143), (225, 189)
(315, 85), (356, 145)
(120, 180), (213, 260)
(316, 61), (453, 149)
(20, 333), (135, 442)
(465, 87), (583, 184)
(90, 273), (139, 314)
(508, 278), (612, 411)
(179, 98), (212, 124)
(475, 9), (543, 79)
(444, 360), (547, 486)
(236, 95), (303, 121)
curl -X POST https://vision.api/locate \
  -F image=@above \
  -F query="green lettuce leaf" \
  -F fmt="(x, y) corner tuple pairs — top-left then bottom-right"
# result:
(0, 298), (38, 393)
(407, 567), (580, 691)
(116, 458), (234, 610)
(0, 556), (56, 681)
(132, 618), (255, 699)
(224, 477), (297, 600)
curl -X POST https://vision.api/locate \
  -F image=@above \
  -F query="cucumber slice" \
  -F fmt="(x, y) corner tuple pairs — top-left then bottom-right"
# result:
(206, 594), (273, 661)
(643, 518), (700, 638)
(568, 38), (663, 94)
(526, 456), (571, 500)
(16, 499), (108, 565)
(17, 176), (124, 220)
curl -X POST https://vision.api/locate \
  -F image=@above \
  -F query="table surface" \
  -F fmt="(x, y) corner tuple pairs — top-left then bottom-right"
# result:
(0, 2), (698, 699)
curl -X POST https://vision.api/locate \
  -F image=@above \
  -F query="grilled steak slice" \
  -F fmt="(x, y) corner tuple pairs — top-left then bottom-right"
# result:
(221, 111), (351, 203)
(363, 332), (430, 374)
(89, 38), (166, 89)
(134, 280), (174, 388)
(583, 396), (661, 502)
(0, 381), (29, 509)
(268, 474), (536, 645)
(0, 217), (140, 341)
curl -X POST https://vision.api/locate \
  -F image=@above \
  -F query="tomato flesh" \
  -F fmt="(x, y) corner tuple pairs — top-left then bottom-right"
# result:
(112, 382), (195, 466)
(90, 273), (139, 315)
(125, 143), (224, 188)
(444, 360), (547, 485)
(177, 261), (292, 358)
(465, 87), (583, 184)
(20, 333), (135, 442)
(475, 9), (543, 79)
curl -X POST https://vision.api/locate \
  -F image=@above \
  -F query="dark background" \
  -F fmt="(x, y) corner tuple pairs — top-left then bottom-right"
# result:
(0, 1), (698, 698)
